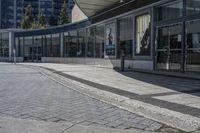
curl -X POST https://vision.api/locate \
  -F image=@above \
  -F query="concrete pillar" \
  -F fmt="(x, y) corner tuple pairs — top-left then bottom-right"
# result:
(60, 33), (64, 57)
(9, 32), (14, 62)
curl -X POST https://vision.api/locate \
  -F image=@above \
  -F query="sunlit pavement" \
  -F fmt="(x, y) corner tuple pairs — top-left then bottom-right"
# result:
(0, 63), (196, 132)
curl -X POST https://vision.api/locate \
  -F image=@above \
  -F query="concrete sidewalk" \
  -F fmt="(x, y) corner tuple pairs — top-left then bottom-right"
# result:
(18, 63), (200, 132)
(0, 117), (152, 133)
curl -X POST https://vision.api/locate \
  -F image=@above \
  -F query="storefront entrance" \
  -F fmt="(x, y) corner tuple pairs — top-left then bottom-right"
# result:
(156, 23), (182, 71)
(23, 36), (42, 62)
(186, 20), (200, 72)
(24, 45), (41, 62)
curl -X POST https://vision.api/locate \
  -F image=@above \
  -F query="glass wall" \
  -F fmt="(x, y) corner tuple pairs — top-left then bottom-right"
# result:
(52, 34), (60, 57)
(156, 24), (182, 71)
(155, 0), (183, 22)
(77, 29), (86, 57)
(186, 0), (200, 16)
(46, 34), (52, 57)
(135, 14), (151, 56)
(68, 31), (77, 57)
(117, 16), (133, 59)
(15, 37), (24, 57)
(0, 32), (9, 57)
(96, 25), (105, 58)
(86, 27), (95, 57)
(33, 36), (42, 60)
(186, 20), (200, 72)
(24, 36), (33, 61)
(64, 32), (70, 57)
(105, 23), (116, 57)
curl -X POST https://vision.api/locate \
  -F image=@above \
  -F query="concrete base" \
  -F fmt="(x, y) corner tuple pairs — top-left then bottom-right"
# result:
(0, 57), (23, 62)
(0, 57), (9, 62)
(41, 57), (154, 70)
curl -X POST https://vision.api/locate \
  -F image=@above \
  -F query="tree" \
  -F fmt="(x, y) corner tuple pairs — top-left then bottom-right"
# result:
(48, 15), (57, 26)
(21, 4), (33, 29)
(31, 19), (39, 29)
(59, 0), (69, 25)
(38, 12), (46, 28)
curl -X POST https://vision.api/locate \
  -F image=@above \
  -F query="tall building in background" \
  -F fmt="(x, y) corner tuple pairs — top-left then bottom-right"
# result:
(0, 0), (74, 29)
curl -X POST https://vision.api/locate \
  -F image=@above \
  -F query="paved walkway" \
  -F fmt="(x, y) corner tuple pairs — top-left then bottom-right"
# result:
(0, 117), (154, 133)
(22, 63), (200, 113)
(16, 63), (200, 132)
(0, 63), (182, 133)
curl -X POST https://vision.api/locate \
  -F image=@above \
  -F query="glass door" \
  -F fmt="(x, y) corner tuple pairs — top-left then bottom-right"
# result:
(186, 20), (200, 72)
(156, 24), (182, 71)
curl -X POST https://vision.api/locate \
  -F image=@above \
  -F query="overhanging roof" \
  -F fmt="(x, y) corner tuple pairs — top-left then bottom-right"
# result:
(75, 0), (121, 17)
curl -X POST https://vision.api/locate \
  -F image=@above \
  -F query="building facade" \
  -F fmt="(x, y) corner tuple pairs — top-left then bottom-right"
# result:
(0, 0), (200, 73)
(0, 0), (74, 29)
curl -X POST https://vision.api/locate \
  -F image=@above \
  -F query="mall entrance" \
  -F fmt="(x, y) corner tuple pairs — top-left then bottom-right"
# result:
(156, 20), (200, 73)
(24, 45), (41, 62)
(186, 20), (200, 72)
(156, 23), (182, 71)
(23, 36), (42, 62)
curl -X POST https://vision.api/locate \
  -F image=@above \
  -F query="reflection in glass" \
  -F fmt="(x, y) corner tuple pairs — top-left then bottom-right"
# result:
(64, 32), (70, 57)
(24, 36), (33, 61)
(33, 36), (42, 61)
(46, 35), (52, 57)
(0, 32), (9, 57)
(135, 14), (151, 56)
(186, 20), (200, 72)
(156, 24), (182, 71)
(52, 34), (60, 57)
(96, 25), (105, 58)
(69, 31), (77, 57)
(117, 16), (133, 59)
(155, 0), (183, 21)
(87, 27), (95, 57)
(77, 29), (86, 57)
(186, 0), (200, 15)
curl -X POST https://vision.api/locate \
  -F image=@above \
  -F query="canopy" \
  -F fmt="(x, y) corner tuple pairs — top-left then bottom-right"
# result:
(75, 0), (121, 17)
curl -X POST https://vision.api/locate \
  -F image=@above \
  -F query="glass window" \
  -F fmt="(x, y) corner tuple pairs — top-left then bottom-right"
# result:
(52, 34), (60, 57)
(69, 31), (77, 57)
(24, 36), (33, 61)
(0, 32), (9, 57)
(155, 0), (183, 22)
(64, 32), (69, 57)
(86, 27), (95, 57)
(33, 36), (42, 60)
(15, 37), (24, 57)
(96, 25), (105, 58)
(105, 23), (116, 57)
(117, 16), (133, 59)
(135, 14), (151, 56)
(186, 20), (200, 72)
(77, 29), (86, 57)
(186, 0), (200, 15)
(46, 34), (52, 57)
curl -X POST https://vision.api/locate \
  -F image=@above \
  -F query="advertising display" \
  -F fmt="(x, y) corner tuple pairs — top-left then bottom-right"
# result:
(105, 23), (116, 57)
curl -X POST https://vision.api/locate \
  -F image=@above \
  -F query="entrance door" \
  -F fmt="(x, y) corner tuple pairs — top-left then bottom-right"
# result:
(186, 20), (200, 72)
(156, 24), (182, 71)
(29, 46), (41, 62)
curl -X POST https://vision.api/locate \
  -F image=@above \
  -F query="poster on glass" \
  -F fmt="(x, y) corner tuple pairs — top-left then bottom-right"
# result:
(105, 23), (116, 57)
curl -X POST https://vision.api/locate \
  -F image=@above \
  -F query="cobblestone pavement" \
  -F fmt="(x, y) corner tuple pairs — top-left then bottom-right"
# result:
(0, 64), (182, 132)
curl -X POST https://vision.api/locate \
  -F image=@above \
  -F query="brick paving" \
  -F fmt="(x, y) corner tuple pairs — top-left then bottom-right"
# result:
(0, 64), (182, 132)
